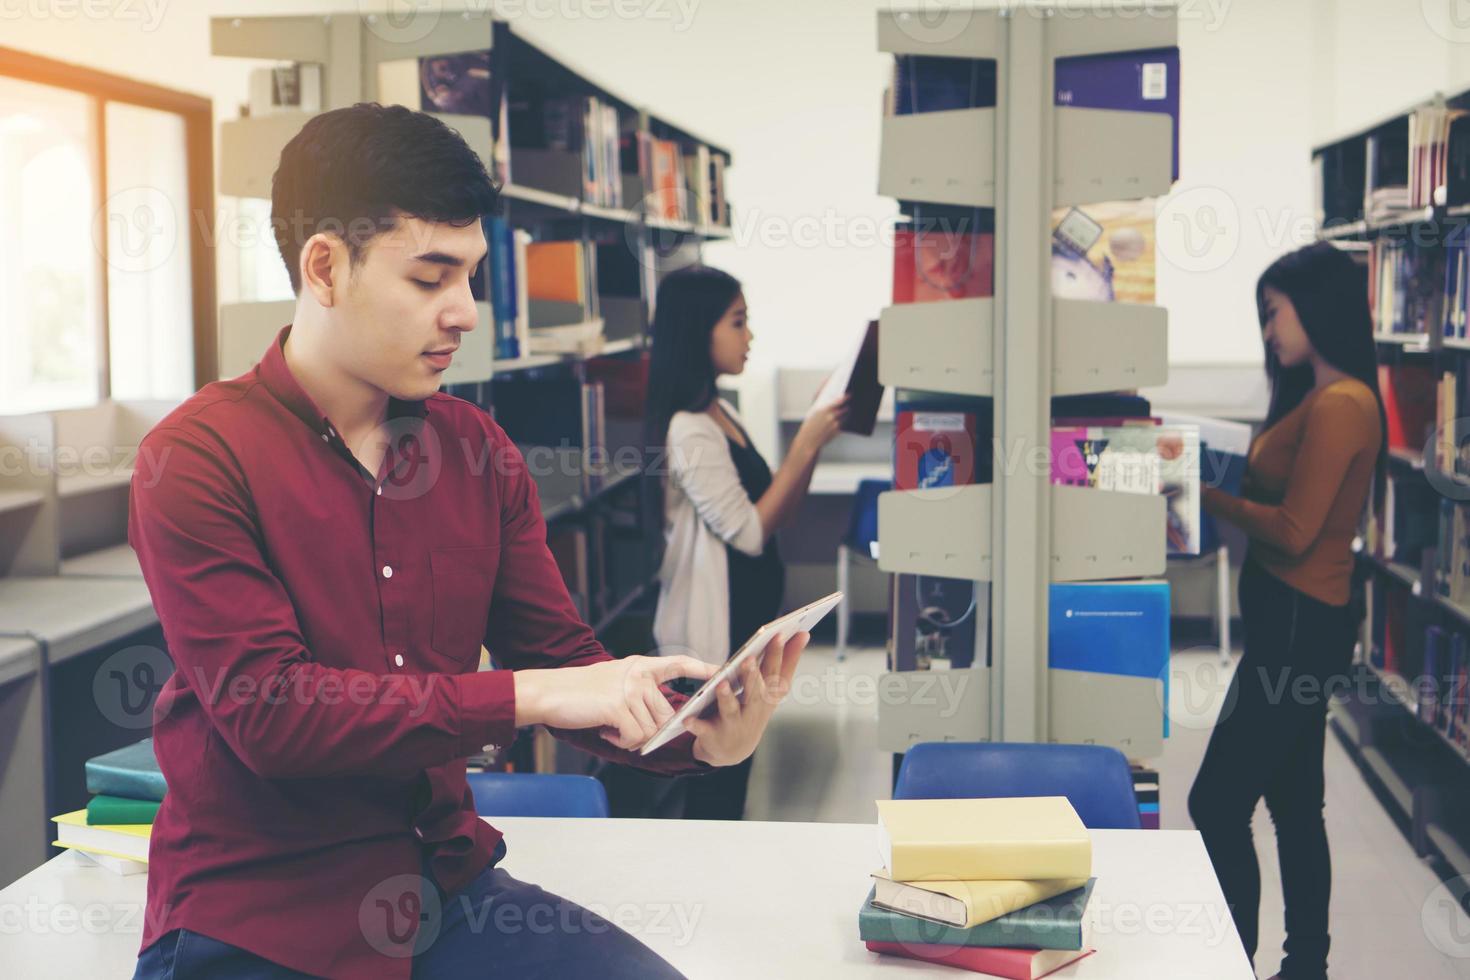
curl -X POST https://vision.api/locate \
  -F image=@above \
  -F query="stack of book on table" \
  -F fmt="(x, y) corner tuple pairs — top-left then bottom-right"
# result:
(861, 797), (1097, 978)
(51, 738), (164, 875)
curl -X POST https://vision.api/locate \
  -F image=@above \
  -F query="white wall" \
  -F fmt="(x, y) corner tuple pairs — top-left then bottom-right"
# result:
(4, 0), (1465, 401)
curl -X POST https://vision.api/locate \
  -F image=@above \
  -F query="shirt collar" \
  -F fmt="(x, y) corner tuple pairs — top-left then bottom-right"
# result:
(259, 324), (430, 441)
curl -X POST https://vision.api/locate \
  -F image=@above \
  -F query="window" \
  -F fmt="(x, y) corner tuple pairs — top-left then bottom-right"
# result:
(0, 47), (215, 415)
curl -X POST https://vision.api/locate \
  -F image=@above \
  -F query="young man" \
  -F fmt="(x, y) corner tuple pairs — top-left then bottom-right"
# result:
(128, 103), (806, 979)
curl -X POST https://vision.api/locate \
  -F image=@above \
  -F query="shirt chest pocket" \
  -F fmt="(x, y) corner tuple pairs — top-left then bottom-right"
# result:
(429, 546), (501, 664)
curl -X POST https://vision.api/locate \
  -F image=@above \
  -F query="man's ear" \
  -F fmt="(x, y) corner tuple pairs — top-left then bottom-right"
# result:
(300, 233), (342, 309)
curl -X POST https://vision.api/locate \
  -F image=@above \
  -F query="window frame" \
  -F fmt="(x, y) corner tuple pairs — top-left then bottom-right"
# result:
(0, 44), (217, 401)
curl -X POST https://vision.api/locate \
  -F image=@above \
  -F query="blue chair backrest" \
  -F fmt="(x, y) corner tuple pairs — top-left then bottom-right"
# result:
(844, 478), (891, 552)
(893, 742), (1141, 829)
(466, 772), (610, 818)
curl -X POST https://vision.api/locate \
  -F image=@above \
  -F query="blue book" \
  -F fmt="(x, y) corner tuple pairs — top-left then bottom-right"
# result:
(858, 879), (1095, 951)
(85, 738), (166, 803)
(1050, 580), (1171, 735)
(485, 216), (519, 360)
(1055, 47), (1181, 180)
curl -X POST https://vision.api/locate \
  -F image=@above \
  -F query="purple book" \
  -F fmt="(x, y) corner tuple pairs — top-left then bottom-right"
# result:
(1055, 46), (1180, 179)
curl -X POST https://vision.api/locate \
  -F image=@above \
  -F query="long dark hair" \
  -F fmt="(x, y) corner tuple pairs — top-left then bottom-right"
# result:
(642, 265), (744, 534)
(1256, 242), (1387, 480)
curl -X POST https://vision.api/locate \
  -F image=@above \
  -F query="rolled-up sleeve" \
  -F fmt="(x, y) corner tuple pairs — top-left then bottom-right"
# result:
(667, 412), (765, 557)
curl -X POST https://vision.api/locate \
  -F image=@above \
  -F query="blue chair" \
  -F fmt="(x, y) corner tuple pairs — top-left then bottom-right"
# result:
(893, 742), (1141, 829)
(466, 772), (611, 818)
(837, 478), (891, 661)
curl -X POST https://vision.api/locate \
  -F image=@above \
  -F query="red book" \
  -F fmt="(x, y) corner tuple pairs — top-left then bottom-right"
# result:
(1378, 364), (1437, 453)
(895, 407), (981, 491)
(893, 227), (994, 303)
(865, 940), (1095, 979)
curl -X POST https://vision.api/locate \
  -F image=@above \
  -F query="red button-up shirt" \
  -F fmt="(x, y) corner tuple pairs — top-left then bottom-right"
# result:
(128, 326), (710, 978)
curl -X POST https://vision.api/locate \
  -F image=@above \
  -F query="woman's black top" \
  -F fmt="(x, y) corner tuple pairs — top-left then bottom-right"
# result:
(723, 422), (785, 657)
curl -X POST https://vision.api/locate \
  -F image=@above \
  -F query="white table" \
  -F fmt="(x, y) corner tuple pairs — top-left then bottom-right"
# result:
(0, 818), (1253, 979)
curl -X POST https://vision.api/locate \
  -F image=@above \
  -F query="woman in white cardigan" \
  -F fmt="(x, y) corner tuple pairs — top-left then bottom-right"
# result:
(645, 265), (847, 820)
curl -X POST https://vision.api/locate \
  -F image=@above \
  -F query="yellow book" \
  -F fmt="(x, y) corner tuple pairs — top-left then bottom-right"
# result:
(869, 869), (1090, 929)
(52, 809), (151, 863)
(875, 797), (1091, 882)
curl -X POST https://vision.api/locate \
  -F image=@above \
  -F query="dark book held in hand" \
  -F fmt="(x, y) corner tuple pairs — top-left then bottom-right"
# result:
(812, 319), (884, 436)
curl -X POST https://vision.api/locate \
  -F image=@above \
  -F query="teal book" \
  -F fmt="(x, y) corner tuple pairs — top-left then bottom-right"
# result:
(857, 879), (1095, 952)
(86, 794), (161, 825)
(85, 739), (166, 803)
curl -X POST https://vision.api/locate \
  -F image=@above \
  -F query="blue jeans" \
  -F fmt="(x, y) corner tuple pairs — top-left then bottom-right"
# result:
(133, 838), (688, 979)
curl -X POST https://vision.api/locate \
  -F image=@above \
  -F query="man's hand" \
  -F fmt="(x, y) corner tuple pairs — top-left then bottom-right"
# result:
(513, 654), (718, 750)
(686, 630), (808, 768)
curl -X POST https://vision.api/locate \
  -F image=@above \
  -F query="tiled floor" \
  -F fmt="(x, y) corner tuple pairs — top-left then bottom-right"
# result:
(745, 642), (1470, 979)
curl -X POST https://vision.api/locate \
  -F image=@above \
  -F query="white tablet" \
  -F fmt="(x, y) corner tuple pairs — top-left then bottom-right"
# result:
(639, 590), (844, 755)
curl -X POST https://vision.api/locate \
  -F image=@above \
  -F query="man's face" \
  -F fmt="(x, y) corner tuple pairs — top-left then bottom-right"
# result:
(330, 214), (486, 402)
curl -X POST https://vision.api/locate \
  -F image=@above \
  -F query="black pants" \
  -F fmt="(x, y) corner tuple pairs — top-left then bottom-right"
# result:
(682, 751), (754, 820)
(1188, 557), (1355, 980)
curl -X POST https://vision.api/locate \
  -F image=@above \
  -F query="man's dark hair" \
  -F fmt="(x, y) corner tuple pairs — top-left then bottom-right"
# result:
(270, 102), (500, 294)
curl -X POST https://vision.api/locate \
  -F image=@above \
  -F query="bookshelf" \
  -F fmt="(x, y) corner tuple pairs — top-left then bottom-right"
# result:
(209, 11), (735, 779)
(1311, 88), (1470, 882)
(872, 6), (1176, 756)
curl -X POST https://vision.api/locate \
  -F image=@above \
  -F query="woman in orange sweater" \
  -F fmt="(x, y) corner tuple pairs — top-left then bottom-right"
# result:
(1191, 242), (1385, 980)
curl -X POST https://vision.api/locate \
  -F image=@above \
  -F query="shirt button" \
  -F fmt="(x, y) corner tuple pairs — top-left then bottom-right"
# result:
(321, 433), (329, 442)
(394, 653), (405, 667)
(382, 565), (393, 579)
(376, 486), (383, 496)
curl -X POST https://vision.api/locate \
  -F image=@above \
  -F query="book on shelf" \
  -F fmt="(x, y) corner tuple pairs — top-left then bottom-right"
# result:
(85, 738), (165, 803)
(1049, 421), (1201, 555)
(894, 396), (991, 491)
(482, 216), (521, 360)
(246, 63), (321, 116)
(1131, 766), (1161, 830)
(1380, 363), (1437, 452)
(890, 574), (989, 672)
(811, 319), (884, 436)
(893, 210), (995, 303)
(1370, 239), (1445, 337)
(890, 45), (1179, 180)
(1051, 199), (1157, 305)
(527, 319), (606, 356)
(875, 796), (1092, 882)
(1054, 47), (1180, 180)
(1366, 122), (1411, 220)
(1049, 580), (1171, 737)
(377, 51), (510, 184)
(864, 939), (1094, 978)
(526, 240), (588, 306)
(865, 873), (1090, 933)
(1409, 105), (1468, 210)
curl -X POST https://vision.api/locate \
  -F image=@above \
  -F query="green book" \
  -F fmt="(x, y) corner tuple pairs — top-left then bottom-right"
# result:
(857, 879), (1095, 951)
(86, 795), (161, 826)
